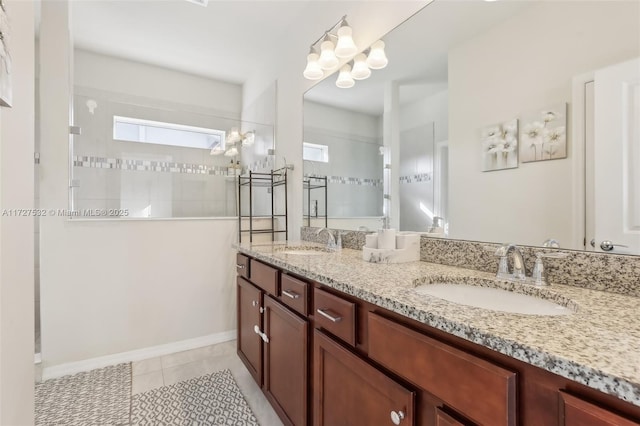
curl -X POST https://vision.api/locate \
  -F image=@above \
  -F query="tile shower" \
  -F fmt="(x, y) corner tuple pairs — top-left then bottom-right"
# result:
(71, 87), (272, 219)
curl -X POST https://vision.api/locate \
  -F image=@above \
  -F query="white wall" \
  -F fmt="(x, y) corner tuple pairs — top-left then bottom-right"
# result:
(242, 1), (430, 239)
(0, 0), (35, 423)
(303, 101), (383, 218)
(400, 89), (448, 142)
(448, 1), (640, 247)
(40, 7), (243, 368)
(75, 50), (242, 116)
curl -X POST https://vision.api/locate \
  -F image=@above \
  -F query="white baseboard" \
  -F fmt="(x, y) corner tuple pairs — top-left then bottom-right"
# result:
(42, 330), (237, 381)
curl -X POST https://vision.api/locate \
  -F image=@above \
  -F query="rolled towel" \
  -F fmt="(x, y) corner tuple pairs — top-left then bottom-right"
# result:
(378, 228), (397, 250)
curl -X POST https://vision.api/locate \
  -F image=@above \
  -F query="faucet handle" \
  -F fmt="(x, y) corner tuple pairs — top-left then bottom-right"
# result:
(531, 252), (568, 286)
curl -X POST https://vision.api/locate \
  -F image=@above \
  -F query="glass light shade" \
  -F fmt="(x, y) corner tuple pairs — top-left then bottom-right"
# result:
(224, 146), (239, 157)
(210, 145), (225, 155)
(318, 40), (339, 70)
(335, 25), (357, 58)
(227, 127), (241, 145)
(336, 64), (355, 89)
(303, 53), (323, 80)
(366, 40), (388, 70)
(242, 131), (255, 146)
(351, 54), (371, 80)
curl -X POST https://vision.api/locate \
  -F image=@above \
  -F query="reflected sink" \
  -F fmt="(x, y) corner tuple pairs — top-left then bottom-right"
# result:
(415, 283), (573, 316)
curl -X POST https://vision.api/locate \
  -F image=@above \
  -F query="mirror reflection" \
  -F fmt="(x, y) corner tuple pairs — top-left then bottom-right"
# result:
(303, 0), (640, 254)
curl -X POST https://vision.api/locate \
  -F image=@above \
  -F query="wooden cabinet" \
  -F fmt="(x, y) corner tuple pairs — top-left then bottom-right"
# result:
(314, 329), (415, 426)
(559, 392), (639, 426)
(368, 312), (516, 426)
(237, 276), (263, 385)
(236, 265), (310, 426)
(263, 296), (308, 426)
(313, 287), (356, 346)
(237, 252), (640, 426)
(435, 408), (467, 426)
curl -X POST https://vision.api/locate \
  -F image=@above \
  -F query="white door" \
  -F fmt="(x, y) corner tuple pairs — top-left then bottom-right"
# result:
(593, 58), (640, 254)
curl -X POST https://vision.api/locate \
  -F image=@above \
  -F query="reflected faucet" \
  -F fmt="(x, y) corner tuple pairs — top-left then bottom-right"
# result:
(494, 243), (527, 281)
(316, 228), (337, 251)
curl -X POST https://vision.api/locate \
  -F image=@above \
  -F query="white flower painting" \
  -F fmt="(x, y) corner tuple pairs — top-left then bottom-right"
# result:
(520, 103), (567, 162)
(481, 119), (518, 172)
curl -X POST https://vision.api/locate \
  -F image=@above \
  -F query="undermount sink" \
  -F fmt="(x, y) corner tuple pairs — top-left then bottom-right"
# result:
(414, 283), (574, 316)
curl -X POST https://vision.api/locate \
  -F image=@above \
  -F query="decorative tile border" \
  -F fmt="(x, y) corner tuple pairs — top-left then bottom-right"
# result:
(72, 155), (231, 176)
(304, 174), (382, 187)
(400, 173), (432, 184)
(301, 226), (640, 297)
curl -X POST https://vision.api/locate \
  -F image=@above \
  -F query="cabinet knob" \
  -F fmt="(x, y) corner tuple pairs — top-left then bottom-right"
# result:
(252, 300), (258, 307)
(390, 410), (405, 425)
(236, 263), (245, 269)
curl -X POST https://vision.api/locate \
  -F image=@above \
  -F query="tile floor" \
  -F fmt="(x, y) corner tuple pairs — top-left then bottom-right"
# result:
(132, 340), (284, 426)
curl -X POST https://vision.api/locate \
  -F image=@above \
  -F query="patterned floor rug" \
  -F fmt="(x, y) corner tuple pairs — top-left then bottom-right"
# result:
(131, 369), (259, 426)
(35, 363), (132, 426)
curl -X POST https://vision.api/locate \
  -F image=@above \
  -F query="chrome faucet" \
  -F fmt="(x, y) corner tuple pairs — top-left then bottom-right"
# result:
(494, 243), (527, 281)
(316, 228), (337, 251)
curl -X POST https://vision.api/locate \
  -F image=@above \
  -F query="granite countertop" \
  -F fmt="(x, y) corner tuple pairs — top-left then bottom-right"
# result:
(235, 240), (640, 407)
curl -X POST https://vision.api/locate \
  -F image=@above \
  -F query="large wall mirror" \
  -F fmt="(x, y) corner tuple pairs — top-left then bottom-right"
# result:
(303, 0), (640, 255)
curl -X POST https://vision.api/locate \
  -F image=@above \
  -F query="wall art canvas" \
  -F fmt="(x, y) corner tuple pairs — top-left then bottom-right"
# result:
(481, 118), (518, 172)
(520, 103), (567, 163)
(0, 0), (11, 108)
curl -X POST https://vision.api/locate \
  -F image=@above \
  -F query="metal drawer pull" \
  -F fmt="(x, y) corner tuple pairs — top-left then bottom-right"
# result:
(282, 289), (300, 299)
(390, 410), (405, 425)
(253, 325), (269, 343)
(236, 264), (245, 269)
(251, 300), (258, 307)
(316, 308), (342, 323)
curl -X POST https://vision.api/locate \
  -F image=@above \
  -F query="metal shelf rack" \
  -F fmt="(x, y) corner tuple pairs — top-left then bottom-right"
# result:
(303, 176), (327, 228)
(238, 167), (288, 243)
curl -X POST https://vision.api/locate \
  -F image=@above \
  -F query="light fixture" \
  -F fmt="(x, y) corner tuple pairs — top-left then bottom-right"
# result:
(334, 20), (357, 58)
(241, 131), (255, 147)
(350, 53), (371, 80)
(318, 35), (339, 70)
(302, 16), (389, 88)
(227, 127), (241, 145)
(303, 50), (323, 80)
(366, 40), (388, 70)
(224, 146), (239, 157)
(210, 143), (225, 155)
(336, 64), (355, 89)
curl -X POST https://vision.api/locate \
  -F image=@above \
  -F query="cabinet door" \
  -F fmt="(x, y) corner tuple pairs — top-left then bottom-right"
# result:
(263, 296), (308, 426)
(314, 329), (415, 426)
(237, 277), (263, 385)
(435, 408), (467, 426)
(560, 392), (640, 425)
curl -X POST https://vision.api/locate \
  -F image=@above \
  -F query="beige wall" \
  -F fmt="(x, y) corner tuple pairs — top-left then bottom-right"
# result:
(448, 1), (640, 247)
(0, 0), (35, 423)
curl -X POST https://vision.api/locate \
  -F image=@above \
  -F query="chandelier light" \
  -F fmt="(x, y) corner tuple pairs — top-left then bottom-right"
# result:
(366, 40), (388, 70)
(302, 16), (388, 89)
(336, 64), (355, 89)
(350, 53), (371, 80)
(210, 127), (255, 157)
(303, 50), (323, 80)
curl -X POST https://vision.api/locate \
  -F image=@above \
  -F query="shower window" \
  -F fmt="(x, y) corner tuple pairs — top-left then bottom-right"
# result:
(113, 116), (226, 151)
(71, 88), (274, 219)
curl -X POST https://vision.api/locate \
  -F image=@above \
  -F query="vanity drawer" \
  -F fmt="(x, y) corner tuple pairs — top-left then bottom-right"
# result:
(559, 391), (639, 425)
(249, 259), (279, 295)
(313, 288), (356, 346)
(279, 274), (308, 316)
(368, 313), (516, 426)
(236, 253), (250, 279)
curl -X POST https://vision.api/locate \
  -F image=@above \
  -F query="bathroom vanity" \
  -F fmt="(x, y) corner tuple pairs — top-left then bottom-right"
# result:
(234, 241), (640, 426)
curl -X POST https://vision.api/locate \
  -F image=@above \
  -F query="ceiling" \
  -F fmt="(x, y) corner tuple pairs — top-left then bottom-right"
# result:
(304, 0), (532, 116)
(70, 0), (327, 84)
